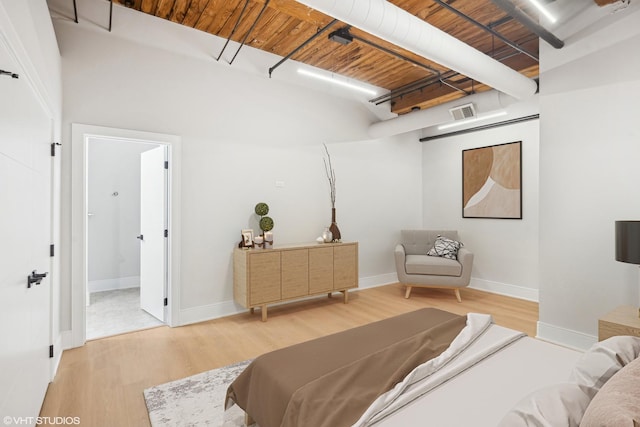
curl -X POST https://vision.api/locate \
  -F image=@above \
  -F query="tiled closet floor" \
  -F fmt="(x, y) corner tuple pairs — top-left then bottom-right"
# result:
(86, 287), (164, 340)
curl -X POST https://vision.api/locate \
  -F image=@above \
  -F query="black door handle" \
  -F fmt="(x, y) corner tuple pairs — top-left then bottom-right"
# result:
(27, 270), (48, 288)
(137, 234), (144, 241)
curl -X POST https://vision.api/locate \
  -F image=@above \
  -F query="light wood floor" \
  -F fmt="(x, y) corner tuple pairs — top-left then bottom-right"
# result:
(39, 284), (537, 427)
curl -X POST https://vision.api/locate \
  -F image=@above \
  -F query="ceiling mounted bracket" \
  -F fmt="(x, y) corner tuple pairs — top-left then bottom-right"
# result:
(268, 19), (338, 78)
(0, 69), (19, 79)
(228, 0), (270, 65)
(440, 78), (472, 96)
(328, 27), (353, 45)
(215, 0), (250, 62)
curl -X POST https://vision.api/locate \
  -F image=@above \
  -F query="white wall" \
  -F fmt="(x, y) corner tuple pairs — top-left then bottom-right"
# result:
(87, 138), (154, 290)
(1, 0), (63, 393)
(421, 120), (540, 301)
(50, 0), (422, 329)
(538, 8), (640, 349)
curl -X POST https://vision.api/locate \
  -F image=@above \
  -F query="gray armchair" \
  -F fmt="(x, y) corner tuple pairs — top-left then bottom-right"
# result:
(394, 230), (473, 301)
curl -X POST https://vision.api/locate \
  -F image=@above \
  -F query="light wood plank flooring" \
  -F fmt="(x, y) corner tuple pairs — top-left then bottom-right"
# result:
(39, 284), (537, 427)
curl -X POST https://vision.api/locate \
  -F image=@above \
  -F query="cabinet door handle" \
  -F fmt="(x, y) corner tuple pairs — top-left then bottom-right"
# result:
(137, 234), (144, 241)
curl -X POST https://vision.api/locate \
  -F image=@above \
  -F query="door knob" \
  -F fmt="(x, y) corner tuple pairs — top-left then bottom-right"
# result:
(137, 234), (144, 241)
(27, 270), (48, 288)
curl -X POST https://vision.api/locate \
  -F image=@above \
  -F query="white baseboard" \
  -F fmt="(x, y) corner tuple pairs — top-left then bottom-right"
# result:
(179, 300), (243, 326)
(88, 276), (140, 293)
(536, 321), (596, 351)
(469, 278), (539, 302)
(357, 273), (398, 289)
(179, 273), (399, 326)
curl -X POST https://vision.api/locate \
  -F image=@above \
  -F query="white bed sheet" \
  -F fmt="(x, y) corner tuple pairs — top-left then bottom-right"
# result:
(374, 326), (582, 427)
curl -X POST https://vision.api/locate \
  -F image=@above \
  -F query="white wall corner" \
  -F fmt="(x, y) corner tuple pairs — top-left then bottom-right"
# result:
(60, 330), (74, 350)
(536, 321), (596, 351)
(469, 278), (539, 302)
(49, 333), (64, 381)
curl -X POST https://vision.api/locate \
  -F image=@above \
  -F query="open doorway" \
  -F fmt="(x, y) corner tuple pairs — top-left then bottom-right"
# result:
(71, 124), (180, 348)
(86, 138), (167, 340)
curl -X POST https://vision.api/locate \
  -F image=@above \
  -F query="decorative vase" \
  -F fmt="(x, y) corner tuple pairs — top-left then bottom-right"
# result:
(322, 227), (333, 243)
(329, 208), (341, 242)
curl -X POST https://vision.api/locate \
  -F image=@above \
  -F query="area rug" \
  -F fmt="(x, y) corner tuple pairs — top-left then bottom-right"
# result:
(144, 359), (253, 427)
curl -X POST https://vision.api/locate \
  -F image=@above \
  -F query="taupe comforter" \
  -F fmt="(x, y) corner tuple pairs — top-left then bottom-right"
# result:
(225, 308), (466, 427)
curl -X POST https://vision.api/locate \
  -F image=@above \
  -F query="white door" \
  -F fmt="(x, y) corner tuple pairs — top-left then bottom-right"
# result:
(0, 43), (52, 418)
(139, 146), (166, 321)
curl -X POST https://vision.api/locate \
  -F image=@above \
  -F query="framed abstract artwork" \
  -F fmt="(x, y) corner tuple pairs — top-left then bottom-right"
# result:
(462, 141), (522, 219)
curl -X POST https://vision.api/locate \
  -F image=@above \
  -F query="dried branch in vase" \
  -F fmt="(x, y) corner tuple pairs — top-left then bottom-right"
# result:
(323, 144), (341, 241)
(323, 143), (336, 208)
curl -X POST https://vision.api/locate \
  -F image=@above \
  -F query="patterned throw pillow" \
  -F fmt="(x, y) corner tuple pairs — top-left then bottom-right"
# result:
(427, 235), (463, 260)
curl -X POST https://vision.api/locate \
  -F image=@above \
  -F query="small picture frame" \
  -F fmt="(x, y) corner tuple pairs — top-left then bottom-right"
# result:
(240, 229), (254, 248)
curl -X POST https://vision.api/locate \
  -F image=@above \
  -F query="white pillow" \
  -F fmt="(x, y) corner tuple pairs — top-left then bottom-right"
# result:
(499, 336), (640, 427)
(497, 383), (592, 427)
(569, 335), (640, 393)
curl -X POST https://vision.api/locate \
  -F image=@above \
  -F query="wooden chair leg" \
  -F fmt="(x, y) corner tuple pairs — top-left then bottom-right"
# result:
(454, 289), (462, 303)
(404, 286), (413, 299)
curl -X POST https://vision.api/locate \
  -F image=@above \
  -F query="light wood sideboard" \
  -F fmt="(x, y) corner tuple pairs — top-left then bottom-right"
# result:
(233, 242), (358, 321)
(598, 305), (640, 341)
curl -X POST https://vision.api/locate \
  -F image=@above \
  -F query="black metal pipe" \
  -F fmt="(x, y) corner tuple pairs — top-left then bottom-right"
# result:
(73, 0), (78, 23)
(371, 45), (531, 105)
(268, 19), (338, 78)
(490, 0), (564, 49)
(419, 114), (539, 142)
(216, 0), (250, 62)
(108, 0), (113, 32)
(350, 33), (441, 77)
(431, 0), (538, 61)
(229, 0), (270, 65)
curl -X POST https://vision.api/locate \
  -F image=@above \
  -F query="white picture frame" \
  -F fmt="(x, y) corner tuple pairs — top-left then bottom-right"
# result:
(241, 229), (254, 247)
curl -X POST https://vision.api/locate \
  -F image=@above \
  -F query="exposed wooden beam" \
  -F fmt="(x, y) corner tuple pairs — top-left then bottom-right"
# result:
(253, 0), (330, 27)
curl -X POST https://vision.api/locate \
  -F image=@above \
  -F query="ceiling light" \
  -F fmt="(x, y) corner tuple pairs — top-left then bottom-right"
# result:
(297, 68), (377, 97)
(437, 111), (508, 130)
(527, 0), (557, 23)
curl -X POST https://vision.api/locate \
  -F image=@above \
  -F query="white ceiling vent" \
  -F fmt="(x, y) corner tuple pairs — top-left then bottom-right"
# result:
(449, 103), (476, 120)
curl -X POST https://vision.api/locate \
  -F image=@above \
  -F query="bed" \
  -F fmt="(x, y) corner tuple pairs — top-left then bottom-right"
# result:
(225, 308), (640, 427)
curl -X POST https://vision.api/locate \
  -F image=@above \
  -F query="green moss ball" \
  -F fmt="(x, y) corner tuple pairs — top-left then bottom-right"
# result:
(259, 216), (274, 232)
(254, 202), (269, 216)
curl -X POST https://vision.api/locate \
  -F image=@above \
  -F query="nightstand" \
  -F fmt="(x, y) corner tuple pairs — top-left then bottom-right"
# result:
(598, 305), (640, 341)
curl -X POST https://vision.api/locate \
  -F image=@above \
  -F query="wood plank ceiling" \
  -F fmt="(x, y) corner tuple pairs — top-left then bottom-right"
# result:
(114, 0), (552, 114)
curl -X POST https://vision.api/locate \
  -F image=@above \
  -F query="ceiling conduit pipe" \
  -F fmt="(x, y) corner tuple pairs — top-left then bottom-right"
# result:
(491, 0), (564, 49)
(293, 0), (538, 101)
(368, 90), (517, 139)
